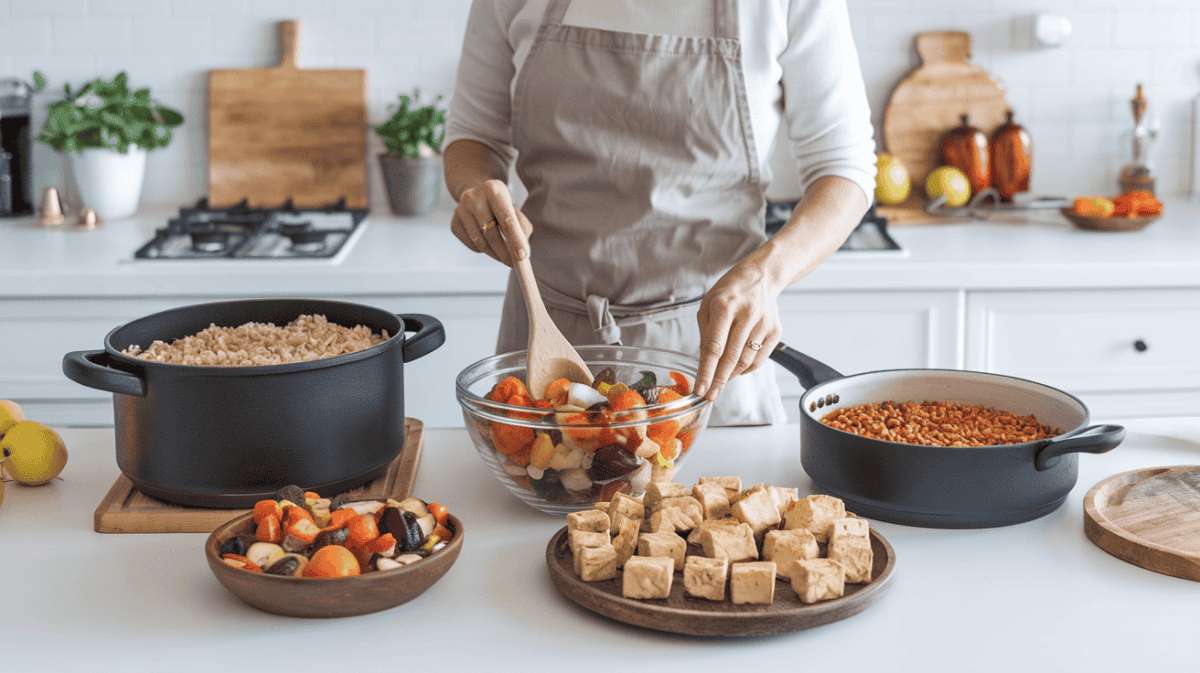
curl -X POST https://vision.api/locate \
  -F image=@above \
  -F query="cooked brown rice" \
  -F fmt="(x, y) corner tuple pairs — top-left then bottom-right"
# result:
(121, 314), (389, 366)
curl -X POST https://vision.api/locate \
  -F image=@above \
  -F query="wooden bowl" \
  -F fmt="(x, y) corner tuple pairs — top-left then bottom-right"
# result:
(1060, 208), (1160, 232)
(205, 512), (464, 618)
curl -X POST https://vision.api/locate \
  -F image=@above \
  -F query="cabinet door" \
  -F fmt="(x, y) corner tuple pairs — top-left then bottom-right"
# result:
(775, 290), (963, 421)
(965, 289), (1200, 417)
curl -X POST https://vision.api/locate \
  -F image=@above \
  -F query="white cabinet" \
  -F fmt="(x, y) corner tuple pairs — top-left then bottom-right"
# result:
(965, 288), (1200, 417)
(773, 290), (963, 421)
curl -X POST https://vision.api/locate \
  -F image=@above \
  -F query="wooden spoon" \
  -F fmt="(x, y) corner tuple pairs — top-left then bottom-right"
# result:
(512, 255), (593, 400)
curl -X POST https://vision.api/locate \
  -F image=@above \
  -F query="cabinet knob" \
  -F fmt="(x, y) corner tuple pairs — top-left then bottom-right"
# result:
(1133, 339), (1148, 352)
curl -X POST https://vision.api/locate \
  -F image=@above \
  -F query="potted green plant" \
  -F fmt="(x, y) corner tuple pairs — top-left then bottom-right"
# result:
(374, 90), (446, 217)
(36, 71), (183, 220)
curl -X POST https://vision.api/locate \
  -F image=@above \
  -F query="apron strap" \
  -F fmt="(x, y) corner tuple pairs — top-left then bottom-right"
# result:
(538, 280), (703, 345)
(714, 0), (740, 41)
(543, 0), (570, 25)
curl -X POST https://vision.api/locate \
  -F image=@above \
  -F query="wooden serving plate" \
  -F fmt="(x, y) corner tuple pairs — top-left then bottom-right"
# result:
(95, 418), (423, 534)
(1059, 208), (1160, 232)
(546, 527), (896, 637)
(1084, 466), (1200, 582)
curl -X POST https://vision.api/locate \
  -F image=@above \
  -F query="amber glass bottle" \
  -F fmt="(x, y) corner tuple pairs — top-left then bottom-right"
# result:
(938, 114), (990, 195)
(989, 110), (1032, 201)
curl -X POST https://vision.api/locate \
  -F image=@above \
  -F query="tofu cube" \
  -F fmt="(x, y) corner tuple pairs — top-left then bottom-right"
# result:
(607, 492), (646, 531)
(644, 481), (691, 512)
(692, 483), (731, 520)
(790, 558), (845, 604)
(683, 556), (728, 601)
(637, 531), (686, 571)
(698, 521), (758, 563)
(768, 486), (799, 517)
(622, 556), (674, 599)
(828, 535), (873, 584)
(783, 494), (845, 542)
(567, 509), (610, 535)
(577, 543), (617, 582)
(569, 530), (610, 576)
(686, 517), (743, 545)
(829, 517), (870, 544)
(762, 528), (820, 575)
(697, 476), (741, 497)
(731, 488), (782, 537)
(612, 517), (641, 568)
(653, 496), (704, 532)
(730, 561), (777, 605)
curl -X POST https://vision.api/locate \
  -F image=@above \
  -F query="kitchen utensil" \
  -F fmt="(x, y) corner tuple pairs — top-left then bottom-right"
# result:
(545, 525), (896, 636)
(513, 255), (592, 399)
(61, 299), (444, 508)
(95, 417), (425, 534)
(206, 511), (464, 618)
(938, 114), (990, 194)
(990, 110), (1032, 201)
(1059, 208), (1159, 232)
(883, 31), (1009, 200)
(208, 20), (368, 209)
(1083, 466), (1200, 582)
(456, 344), (712, 515)
(769, 344), (1125, 528)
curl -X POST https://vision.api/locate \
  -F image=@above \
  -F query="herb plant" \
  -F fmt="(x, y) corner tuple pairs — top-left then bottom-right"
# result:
(374, 90), (446, 159)
(36, 72), (184, 154)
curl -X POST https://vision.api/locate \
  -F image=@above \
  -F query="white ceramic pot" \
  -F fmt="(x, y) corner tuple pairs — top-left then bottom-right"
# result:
(69, 147), (147, 220)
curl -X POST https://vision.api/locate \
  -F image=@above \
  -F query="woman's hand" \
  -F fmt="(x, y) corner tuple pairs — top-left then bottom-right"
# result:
(692, 257), (783, 402)
(445, 139), (532, 266)
(449, 178), (532, 266)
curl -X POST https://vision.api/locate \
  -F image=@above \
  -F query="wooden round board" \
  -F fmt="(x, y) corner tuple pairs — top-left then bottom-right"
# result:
(546, 527), (896, 637)
(1083, 466), (1200, 582)
(1059, 208), (1160, 232)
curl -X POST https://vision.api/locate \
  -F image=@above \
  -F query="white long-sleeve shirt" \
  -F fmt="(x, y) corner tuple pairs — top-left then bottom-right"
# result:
(445, 0), (877, 204)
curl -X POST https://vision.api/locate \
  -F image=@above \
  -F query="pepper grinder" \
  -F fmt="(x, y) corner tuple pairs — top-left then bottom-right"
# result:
(1119, 84), (1157, 195)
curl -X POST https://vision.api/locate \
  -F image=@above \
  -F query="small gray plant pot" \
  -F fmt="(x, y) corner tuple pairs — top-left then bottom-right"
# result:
(380, 153), (442, 217)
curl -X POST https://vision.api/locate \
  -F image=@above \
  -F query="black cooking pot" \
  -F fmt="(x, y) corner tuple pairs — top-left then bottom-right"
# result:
(770, 344), (1124, 528)
(62, 298), (444, 508)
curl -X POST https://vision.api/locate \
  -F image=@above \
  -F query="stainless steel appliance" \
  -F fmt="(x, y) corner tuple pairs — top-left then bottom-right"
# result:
(0, 78), (34, 217)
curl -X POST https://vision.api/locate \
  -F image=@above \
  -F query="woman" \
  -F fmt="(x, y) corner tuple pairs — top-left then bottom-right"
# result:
(444, 0), (875, 426)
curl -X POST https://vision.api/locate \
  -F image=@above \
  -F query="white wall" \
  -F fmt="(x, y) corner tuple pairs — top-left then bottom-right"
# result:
(2, 0), (1199, 208)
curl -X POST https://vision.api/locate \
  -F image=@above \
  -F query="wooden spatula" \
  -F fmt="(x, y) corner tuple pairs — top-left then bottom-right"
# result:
(513, 256), (592, 401)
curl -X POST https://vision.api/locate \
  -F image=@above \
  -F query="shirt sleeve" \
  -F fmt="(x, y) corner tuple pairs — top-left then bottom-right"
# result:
(779, 0), (877, 204)
(444, 0), (522, 167)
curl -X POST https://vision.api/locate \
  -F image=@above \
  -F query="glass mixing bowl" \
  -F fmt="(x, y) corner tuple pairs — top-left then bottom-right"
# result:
(456, 345), (713, 515)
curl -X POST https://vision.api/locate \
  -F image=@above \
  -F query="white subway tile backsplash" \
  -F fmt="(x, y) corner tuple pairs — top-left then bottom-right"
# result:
(2, 0), (1199, 201)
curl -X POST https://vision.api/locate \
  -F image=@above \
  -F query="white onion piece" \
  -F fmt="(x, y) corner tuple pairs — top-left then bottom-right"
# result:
(567, 382), (607, 409)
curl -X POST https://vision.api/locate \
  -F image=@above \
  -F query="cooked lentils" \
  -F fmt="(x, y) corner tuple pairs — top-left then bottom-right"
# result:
(820, 401), (1061, 447)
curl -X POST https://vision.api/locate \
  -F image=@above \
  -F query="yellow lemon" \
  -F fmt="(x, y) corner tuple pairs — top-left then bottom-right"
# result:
(874, 153), (911, 205)
(925, 166), (972, 207)
(0, 420), (68, 486)
(0, 399), (24, 435)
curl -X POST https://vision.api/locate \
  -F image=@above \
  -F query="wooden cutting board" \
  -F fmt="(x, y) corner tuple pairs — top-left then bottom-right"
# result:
(208, 19), (368, 209)
(94, 418), (423, 534)
(882, 31), (1010, 221)
(1083, 465), (1200, 582)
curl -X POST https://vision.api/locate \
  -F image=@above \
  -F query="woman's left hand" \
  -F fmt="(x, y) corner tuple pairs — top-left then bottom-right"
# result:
(692, 259), (782, 402)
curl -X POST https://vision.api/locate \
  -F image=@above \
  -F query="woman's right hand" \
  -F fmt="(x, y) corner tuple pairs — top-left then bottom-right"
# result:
(449, 178), (532, 267)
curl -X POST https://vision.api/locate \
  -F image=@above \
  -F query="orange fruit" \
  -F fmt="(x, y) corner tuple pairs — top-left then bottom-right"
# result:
(303, 545), (360, 578)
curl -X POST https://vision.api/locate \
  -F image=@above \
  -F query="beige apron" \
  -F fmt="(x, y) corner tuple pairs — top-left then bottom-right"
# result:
(497, 0), (787, 426)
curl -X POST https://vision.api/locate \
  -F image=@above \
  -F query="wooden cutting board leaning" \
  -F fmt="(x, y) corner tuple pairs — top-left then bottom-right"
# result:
(208, 19), (368, 209)
(880, 31), (1010, 226)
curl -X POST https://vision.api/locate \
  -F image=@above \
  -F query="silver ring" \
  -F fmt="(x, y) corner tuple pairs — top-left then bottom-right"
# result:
(747, 340), (762, 352)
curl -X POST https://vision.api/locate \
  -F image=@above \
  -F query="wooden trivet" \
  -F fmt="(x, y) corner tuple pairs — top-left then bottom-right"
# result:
(1083, 465), (1200, 582)
(94, 418), (424, 534)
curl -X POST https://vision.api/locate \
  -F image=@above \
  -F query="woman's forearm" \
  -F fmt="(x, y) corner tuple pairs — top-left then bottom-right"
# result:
(444, 138), (511, 202)
(755, 175), (870, 295)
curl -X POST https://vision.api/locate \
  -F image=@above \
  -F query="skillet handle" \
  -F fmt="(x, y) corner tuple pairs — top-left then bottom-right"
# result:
(1034, 424), (1125, 471)
(768, 342), (844, 388)
(398, 314), (446, 363)
(62, 350), (148, 397)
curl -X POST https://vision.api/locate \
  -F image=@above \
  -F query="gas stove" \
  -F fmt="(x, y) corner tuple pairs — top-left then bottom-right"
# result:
(134, 198), (369, 260)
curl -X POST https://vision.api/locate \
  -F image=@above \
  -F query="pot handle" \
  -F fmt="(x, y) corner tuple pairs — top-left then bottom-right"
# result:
(768, 342), (845, 389)
(398, 314), (446, 363)
(61, 350), (148, 397)
(1034, 424), (1125, 471)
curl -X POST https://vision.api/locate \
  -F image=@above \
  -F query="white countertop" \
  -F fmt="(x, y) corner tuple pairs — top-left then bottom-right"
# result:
(5, 417), (1198, 672)
(3, 197), (1200, 298)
